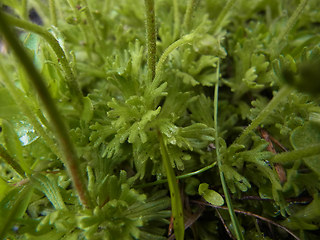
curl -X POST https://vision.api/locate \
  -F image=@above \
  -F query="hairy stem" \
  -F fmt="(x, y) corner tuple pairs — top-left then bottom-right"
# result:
(183, 0), (198, 32)
(212, 0), (237, 34)
(236, 86), (292, 145)
(0, 145), (25, 178)
(271, 143), (320, 164)
(144, 0), (156, 81)
(0, 10), (92, 208)
(173, 0), (180, 40)
(214, 60), (244, 240)
(154, 24), (202, 85)
(271, 0), (308, 57)
(2, 12), (83, 108)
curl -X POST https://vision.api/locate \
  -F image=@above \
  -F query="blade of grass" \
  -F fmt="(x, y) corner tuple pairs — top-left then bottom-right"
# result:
(158, 131), (184, 240)
(0, 9), (92, 208)
(214, 59), (244, 240)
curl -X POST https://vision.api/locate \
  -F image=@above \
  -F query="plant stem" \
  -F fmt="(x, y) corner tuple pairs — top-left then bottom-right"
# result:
(2, 12), (83, 108)
(154, 25), (201, 85)
(0, 10), (92, 208)
(49, 0), (57, 26)
(144, 0), (157, 81)
(67, 0), (92, 60)
(136, 161), (217, 188)
(235, 85), (292, 145)
(159, 132), (184, 240)
(0, 64), (61, 160)
(212, 0), (237, 34)
(271, 143), (320, 164)
(80, 0), (103, 52)
(214, 60), (245, 240)
(183, 0), (198, 32)
(0, 145), (25, 178)
(173, 0), (180, 40)
(271, 0), (308, 58)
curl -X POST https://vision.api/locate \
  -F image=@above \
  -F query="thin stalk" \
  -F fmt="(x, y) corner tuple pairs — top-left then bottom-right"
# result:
(271, 143), (320, 164)
(159, 132), (184, 240)
(271, 0), (308, 58)
(0, 145), (25, 178)
(214, 60), (244, 240)
(154, 24), (202, 85)
(66, 0), (92, 60)
(49, 0), (57, 26)
(235, 86), (292, 145)
(173, 0), (180, 40)
(183, 0), (198, 32)
(81, 0), (104, 51)
(144, 0), (156, 81)
(212, 0), (237, 34)
(0, 10), (92, 208)
(2, 12), (83, 108)
(0, 64), (61, 160)
(136, 161), (217, 188)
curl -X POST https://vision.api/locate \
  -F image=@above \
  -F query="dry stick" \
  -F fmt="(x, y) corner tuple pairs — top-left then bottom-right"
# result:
(216, 208), (236, 240)
(0, 10), (92, 208)
(193, 200), (300, 240)
(144, 0), (156, 81)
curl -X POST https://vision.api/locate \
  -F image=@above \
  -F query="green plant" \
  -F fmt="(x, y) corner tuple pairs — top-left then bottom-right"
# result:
(0, 0), (320, 239)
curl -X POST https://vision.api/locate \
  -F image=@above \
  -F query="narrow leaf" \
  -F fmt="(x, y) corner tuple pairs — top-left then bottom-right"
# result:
(159, 132), (184, 240)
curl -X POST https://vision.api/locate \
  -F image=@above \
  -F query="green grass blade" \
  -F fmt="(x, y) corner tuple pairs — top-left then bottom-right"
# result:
(214, 60), (244, 240)
(158, 132), (184, 240)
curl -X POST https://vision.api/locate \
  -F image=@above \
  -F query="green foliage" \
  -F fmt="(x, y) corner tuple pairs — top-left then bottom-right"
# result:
(0, 0), (320, 239)
(198, 183), (224, 206)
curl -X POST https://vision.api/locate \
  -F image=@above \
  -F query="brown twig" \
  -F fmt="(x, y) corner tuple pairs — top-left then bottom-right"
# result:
(216, 208), (236, 240)
(192, 200), (300, 240)
(258, 127), (287, 184)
